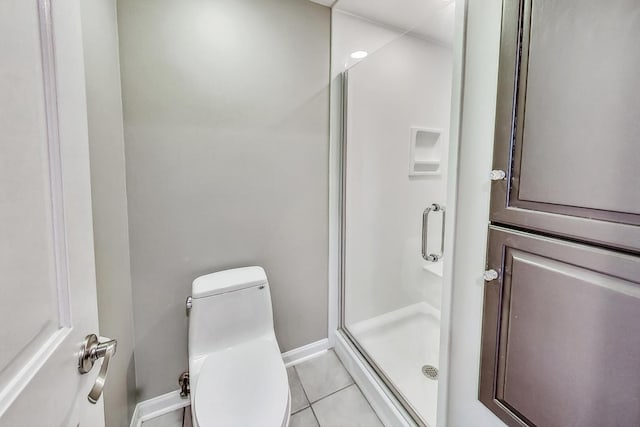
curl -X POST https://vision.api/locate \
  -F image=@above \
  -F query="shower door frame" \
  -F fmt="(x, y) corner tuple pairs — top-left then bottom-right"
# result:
(331, 2), (468, 425)
(337, 30), (466, 427)
(336, 68), (429, 426)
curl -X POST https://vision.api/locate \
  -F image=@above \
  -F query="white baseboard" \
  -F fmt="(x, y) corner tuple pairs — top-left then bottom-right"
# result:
(282, 338), (330, 367)
(129, 389), (189, 427)
(333, 331), (415, 427)
(130, 338), (331, 426)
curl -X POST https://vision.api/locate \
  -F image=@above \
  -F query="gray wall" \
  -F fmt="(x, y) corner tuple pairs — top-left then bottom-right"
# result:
(117, 0), (331, 400)
(80, 0), (137, 425)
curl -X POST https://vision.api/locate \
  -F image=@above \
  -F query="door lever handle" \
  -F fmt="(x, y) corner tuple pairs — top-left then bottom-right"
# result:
(78, 334), (117, 404)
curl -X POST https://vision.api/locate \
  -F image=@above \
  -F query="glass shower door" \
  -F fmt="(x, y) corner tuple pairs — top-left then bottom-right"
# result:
(340, 28), (453, 426)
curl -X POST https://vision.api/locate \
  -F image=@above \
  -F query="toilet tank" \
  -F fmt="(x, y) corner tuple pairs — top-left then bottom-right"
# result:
(188, 266), (276, 359)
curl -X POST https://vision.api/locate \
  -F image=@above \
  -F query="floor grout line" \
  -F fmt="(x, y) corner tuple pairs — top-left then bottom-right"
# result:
(293, 364), (318, 424)
(294, 350), (355, 405)
(290, 365), (311, 415)
(309, 356), (356, 405)
(290, 405), (310, 416)
(292, 350), (380, 426)
(308, 403), (321, 426)
(351, 382), (384, 425)
(292, 351), (354, 426)
(309, 382), (355, 405)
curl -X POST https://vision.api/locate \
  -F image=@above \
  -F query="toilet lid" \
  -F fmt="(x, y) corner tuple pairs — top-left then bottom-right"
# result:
(194, 337), (289, 427)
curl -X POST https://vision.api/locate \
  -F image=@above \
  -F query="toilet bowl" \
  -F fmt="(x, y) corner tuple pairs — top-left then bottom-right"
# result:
(188, 266), (291, 427)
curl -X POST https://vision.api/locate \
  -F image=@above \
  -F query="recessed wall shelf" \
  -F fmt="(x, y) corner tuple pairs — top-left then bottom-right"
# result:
(409, 127), (442, 177)
(422, 260), (444, 278)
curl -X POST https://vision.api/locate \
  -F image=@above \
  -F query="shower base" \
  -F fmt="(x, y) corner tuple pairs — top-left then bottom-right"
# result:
(348, 302), (441, 426)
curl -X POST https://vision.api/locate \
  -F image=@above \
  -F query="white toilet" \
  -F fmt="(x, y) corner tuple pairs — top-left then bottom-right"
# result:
(187, 266), (291, 427)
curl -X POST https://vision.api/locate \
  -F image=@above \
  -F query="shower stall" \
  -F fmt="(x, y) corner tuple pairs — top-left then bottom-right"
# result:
(331, 2), (458, 425)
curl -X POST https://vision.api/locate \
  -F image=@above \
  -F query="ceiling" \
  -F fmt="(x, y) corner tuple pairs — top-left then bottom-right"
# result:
(308, 0), (336, 7)
(333, 0), (455, 46)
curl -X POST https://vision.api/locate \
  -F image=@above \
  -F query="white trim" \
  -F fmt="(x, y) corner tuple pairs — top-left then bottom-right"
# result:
(282, 338), (331, 367)
(436, 2), (468, 426)
(334, 331), (415, 427)
(443, 1), (508, 425)
(129, 403), (141, 427)
(129, 390), (189, 427)
(0, 329), (71, 416)
(36, 0), (73, 330)
(130, 339), (331, 426)
(327, 8), (344, 349)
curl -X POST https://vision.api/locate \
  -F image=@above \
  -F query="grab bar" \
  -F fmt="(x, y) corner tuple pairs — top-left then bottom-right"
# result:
(422, 203), (445, 262)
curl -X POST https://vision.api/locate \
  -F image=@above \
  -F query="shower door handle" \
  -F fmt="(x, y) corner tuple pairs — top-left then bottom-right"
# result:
(422, 203), (445, 262)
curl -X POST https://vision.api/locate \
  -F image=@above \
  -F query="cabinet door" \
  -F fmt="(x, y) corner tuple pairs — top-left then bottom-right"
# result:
(491, 0), (640, 252)
(479, 226), (640, 427)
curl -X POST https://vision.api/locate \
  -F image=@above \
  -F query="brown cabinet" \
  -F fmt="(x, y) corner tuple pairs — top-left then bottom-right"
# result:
(481, 0), (640, 425)
(480, 227), (640, 427)
(490, 0), (640, 253)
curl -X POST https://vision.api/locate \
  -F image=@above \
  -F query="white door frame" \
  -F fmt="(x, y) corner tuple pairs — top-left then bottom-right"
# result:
(444, 0), (508, 426)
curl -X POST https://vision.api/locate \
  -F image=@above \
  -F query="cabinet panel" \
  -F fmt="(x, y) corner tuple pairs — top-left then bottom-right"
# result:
(480, 226), (640, 427)
(490, 0), (640, 252)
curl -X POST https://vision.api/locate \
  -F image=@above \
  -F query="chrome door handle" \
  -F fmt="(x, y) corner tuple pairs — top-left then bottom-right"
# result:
(422, 203), (445, 262)
(78, 334), (117, 404)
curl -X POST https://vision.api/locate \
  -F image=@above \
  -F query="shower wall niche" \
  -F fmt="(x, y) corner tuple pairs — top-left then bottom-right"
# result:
(409, 127), (442, 176)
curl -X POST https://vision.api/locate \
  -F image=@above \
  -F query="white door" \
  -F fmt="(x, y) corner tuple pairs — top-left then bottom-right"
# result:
(1, 0), (107, 426)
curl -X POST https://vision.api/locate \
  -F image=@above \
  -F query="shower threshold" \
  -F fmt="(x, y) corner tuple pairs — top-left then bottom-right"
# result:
(348, 302), (441, 426)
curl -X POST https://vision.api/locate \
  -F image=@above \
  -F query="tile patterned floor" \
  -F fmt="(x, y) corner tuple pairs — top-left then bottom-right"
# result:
(288, 350), (383, 427)
(141, 350), (382, 427)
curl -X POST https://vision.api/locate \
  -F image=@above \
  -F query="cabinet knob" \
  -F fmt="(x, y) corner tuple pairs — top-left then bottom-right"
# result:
(483, 269), (499, 281)
(490, 170), (506, 181)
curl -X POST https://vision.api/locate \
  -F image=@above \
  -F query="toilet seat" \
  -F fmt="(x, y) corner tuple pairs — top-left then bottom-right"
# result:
(194, 336), (290, 427)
